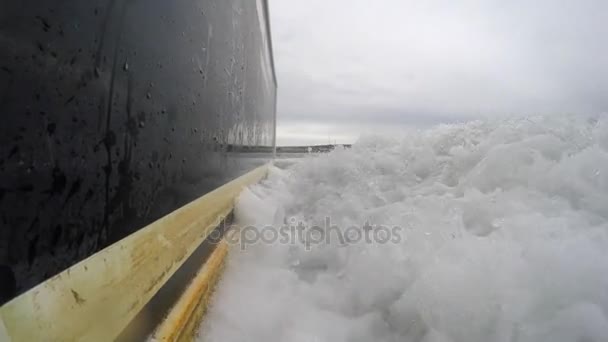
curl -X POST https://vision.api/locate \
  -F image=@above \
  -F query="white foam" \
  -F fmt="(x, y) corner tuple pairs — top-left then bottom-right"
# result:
(199, 115), (608, 342)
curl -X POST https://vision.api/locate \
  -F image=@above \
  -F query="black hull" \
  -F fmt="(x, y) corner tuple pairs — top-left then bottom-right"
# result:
(0, 0), (276, 302)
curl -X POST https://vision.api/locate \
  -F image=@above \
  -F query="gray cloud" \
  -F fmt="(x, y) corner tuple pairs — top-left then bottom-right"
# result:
(270, 0), (608, 145)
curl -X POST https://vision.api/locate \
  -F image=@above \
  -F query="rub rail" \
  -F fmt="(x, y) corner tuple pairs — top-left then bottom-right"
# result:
(0, 164), (269, 342)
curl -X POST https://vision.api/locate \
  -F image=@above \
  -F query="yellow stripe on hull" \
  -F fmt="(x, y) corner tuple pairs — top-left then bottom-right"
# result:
(0, 165), (268, 342)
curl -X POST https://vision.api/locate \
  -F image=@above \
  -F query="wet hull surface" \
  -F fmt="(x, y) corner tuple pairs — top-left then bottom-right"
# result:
(0, 0), (277, 302)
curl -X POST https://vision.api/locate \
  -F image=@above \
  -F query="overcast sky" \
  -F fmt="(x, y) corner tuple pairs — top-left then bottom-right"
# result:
(269, 0), (608, 145)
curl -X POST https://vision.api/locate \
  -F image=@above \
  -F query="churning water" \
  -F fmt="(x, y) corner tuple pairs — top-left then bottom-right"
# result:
(200, 115), (608, 342)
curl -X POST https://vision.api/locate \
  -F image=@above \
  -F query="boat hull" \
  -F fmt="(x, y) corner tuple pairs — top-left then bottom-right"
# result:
(0, 0), (276, 302)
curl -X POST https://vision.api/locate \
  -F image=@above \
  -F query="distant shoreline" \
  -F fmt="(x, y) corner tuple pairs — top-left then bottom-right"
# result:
(276, 144), (352, 153)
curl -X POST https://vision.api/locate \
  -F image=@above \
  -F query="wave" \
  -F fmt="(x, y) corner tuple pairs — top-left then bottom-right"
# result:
(200, 114), (608, 342)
